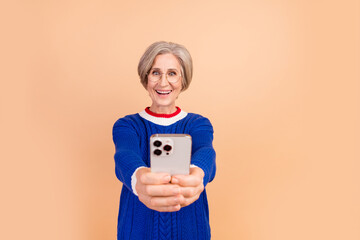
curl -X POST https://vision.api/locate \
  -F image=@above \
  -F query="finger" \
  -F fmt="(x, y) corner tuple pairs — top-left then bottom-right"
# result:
(190, 167), (205, 176)
(171, 174), (202, 187)
(149, 196), (181, 207)
(138, 194), (181, 212)
(143, 184), (180, 197)
(180, 194), (200, 208)
(171, 167), (204, 187)
(153, 204), (181, 212)
(140, 171), (171, 185)
(179, 185), (204, 198)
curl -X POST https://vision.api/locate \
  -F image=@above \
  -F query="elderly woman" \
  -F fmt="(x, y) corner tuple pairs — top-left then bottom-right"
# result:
(112, 41), (216, 240)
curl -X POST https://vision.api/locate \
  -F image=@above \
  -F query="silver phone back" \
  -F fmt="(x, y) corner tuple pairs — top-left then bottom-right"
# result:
(150, 134), (192, 175)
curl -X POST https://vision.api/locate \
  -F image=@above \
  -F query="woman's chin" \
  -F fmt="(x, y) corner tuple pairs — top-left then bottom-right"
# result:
(153, 102), (174, 109)
(151, 100), (176, 111)
(154, 96), (174, 105)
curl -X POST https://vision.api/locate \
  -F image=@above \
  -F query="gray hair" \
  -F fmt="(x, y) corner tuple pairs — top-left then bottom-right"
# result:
(138, 41), (193, 91)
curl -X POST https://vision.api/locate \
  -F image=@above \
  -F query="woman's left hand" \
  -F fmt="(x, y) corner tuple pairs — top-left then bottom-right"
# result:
(170, 167), (205, 208)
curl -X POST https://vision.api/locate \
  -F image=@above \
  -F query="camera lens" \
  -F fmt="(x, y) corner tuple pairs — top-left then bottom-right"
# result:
(163, 145), (172, 151)
(153, 140), (162, 147)
(153, 149), (162, 156)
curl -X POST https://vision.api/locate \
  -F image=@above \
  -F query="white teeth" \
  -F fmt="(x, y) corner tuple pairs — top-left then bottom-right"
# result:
(156, 90), (172, 94)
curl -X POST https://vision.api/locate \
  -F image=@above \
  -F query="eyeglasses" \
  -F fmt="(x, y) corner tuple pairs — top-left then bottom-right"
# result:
(147, 68), (182, 83)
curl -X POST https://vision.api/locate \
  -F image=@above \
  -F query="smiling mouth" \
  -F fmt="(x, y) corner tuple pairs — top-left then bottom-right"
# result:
(156, 90), (172, 95)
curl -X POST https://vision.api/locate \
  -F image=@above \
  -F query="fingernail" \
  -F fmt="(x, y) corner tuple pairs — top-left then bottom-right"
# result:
(163, 175), (171, 182)
(172, 177), (179, 184)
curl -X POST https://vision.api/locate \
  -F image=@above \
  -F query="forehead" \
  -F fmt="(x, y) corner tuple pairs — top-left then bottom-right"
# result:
(152, 53), (181, 70)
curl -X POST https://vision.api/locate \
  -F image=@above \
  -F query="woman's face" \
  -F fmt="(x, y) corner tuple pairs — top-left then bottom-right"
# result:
(147, 53), (182, 113)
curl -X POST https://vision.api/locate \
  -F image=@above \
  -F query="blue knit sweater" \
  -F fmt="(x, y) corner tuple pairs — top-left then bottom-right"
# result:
(112, 108), (216, 240)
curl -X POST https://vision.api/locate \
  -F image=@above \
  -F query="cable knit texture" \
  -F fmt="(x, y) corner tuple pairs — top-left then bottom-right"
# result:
(112, 108), (216, 240)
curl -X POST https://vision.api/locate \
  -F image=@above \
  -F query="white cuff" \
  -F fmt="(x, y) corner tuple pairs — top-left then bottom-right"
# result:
(131, 166), (146, 196)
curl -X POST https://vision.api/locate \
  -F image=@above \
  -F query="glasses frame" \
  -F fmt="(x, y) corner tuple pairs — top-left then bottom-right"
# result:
(147, 68), (182, 84)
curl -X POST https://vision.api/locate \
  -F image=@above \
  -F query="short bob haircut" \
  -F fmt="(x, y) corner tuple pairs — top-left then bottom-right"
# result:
(138, 41), (193, 91)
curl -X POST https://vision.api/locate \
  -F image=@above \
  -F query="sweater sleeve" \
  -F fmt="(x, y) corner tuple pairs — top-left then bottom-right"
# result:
(112, 118), (147, 193)
(189, 116), (216, 186)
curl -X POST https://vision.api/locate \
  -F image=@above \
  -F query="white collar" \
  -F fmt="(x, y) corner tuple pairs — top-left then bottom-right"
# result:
(138, 107), (188, 126)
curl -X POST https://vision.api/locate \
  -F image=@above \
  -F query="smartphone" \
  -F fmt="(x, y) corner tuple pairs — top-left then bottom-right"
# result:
(150, 134), (192, 176)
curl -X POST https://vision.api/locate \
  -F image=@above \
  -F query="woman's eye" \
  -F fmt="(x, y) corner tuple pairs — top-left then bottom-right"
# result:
(152, 71), (161, 76)
(168, 71), (177, 76)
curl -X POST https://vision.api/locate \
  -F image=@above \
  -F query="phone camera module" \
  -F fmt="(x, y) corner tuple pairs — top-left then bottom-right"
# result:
(153, 149), (162, 156)
(163, 145), (172, 151)
(153, 140), (162, 147)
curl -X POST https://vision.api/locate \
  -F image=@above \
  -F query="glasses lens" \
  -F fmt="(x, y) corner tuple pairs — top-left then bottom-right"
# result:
(148, 69), (181, 83)
(167, 70), (180, 83)
(149, 70), (161, 82)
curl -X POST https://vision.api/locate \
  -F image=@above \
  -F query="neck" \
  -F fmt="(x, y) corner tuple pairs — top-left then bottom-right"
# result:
(149, 104), (177, 115)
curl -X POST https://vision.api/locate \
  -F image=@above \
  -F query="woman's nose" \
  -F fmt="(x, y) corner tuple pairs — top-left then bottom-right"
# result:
(158, 74), (169, 86)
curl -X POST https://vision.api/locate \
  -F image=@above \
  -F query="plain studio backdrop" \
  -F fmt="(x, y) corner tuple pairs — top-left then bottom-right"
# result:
(0, 0), (359, 239)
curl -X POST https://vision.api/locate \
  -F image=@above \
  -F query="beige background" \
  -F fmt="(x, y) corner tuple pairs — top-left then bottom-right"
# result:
(1, 0), (359, 239)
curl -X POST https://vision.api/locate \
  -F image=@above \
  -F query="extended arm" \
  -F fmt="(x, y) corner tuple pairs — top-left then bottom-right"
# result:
(171, 116), (216, 207)
(188, 117), (216, 186)
(113, 118), (147, 192)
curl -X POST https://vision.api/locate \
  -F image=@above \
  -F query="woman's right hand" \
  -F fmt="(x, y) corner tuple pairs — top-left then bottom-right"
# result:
(135, 168), (182, 212)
